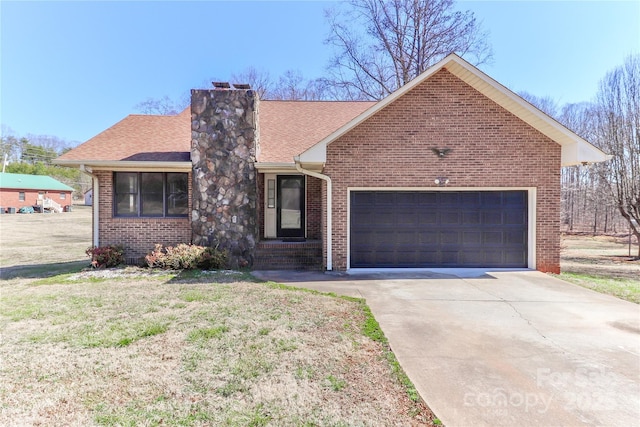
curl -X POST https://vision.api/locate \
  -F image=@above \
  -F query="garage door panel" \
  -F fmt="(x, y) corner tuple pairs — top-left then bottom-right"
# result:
(460, 251), (485, 265)
(397, 212), (418, 225)
(504, 251), (526, 265)
(440, 231), (459, 244)
(418, 212), (438, 224)
(350, 191), (528, 268)
(483, 251), (504, 264)
(419, 231), (438, 244)
(441, 212), (461, 225)
(504, 211), (526, 225)
(463, 212), (481, 225)
(482, 211), (503, 225)
(505, 231), (526, 244)
(483, 231), (503, 245)
(503, 191), (526, 206)
(462, 231), (482, 245)
(396, 231), (418, 244)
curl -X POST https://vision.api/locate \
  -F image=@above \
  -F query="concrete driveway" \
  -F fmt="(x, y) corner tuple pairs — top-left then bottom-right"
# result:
(253, 269), (640, 427)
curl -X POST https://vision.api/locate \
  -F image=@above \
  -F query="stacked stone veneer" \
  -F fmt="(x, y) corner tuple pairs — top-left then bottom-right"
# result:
(191, 88), (259, 268)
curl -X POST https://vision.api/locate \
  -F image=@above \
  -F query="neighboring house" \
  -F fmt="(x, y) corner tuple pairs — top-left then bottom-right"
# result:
(84, 189), (93, 206)
(55, 54), (609, 271)
(0, 173), (74, 212)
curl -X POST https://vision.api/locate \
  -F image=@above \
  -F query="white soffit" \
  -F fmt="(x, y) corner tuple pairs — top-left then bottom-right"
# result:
(298, 53), (610, 167)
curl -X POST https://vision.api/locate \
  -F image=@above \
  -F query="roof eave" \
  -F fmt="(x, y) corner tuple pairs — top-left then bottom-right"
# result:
(254, 162), (299, 173)
(53, 159), (192, 172)
(297, 53), (610, 166)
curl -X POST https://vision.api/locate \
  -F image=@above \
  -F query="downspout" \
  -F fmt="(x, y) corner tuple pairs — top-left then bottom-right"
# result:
(294, 157), (332, 271)
(80, 165), (99, 248)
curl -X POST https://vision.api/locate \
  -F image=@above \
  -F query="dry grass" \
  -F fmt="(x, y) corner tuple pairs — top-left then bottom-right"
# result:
(560, 234), (640, 303)
(0, 269), (435, 426)
(0, 205), (92, 274)
(0, 206), (437, 425)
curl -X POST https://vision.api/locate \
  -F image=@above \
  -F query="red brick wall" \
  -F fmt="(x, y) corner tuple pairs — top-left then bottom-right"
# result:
(95, 170), (192, 263)
(0, 189), (72, 211)
(324, 69), (561, 273)
(306, 176), (322, 240)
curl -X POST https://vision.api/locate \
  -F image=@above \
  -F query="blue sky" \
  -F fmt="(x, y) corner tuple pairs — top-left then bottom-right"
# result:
(1, 0), (639, 144)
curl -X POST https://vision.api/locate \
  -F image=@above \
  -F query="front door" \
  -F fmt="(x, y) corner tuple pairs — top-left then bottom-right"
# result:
(277, 175), (305, 238)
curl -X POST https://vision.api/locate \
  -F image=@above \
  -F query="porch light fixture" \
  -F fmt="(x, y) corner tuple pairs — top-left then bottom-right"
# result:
(434, 177), (450, 186)
(431, 147), (452, 158)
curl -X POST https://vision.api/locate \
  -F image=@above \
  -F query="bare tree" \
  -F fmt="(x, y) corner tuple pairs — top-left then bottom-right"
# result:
(592, 55), (640, 256)
(519, 91), (559, 118)
(325, 0), (492, 100)
(269, 70), (332, 100)
(133, 95), (186, 115)
(231, 67), (273, 99)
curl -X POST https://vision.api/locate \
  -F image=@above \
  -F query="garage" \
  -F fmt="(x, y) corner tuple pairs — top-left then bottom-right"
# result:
(350, 190), (528, 268)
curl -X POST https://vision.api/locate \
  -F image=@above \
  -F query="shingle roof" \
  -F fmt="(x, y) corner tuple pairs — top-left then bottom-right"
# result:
(0, 173), (75, 191)
(56, 100), (375, 165)
(57, 109), (192, 163)
(258, 101), (375, 163)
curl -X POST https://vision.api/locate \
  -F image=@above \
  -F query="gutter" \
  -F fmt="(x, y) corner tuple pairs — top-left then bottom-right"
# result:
(80, 165), (99, 248)
(294, 157), (332, 271)
(54, 160), (192, 171)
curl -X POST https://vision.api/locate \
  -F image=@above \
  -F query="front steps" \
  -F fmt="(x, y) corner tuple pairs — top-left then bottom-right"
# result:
(253, 240), (323, 270)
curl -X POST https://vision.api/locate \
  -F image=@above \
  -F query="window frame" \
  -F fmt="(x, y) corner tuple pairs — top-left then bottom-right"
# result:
(18, 191), (25, 202)
(113, 172), (188, 218)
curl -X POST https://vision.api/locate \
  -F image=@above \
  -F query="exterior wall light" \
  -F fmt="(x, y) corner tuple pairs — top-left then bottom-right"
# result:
(431, 148), (452, 158)
(434, 177), (450, 186)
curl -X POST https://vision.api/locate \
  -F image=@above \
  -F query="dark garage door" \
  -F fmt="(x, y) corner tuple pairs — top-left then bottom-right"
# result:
(350, 191), (528, 268)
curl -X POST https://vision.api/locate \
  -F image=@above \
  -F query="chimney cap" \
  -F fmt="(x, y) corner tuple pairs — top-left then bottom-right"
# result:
(212, 82), (231, 89)
(232, 83), (251, 90)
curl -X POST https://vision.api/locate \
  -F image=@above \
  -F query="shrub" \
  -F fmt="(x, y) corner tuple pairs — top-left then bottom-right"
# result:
(145, 244), (227, 270)
(86, 245), (125, 268)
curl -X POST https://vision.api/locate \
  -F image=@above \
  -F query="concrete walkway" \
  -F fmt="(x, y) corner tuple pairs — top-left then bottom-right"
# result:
(253, 269), (640, 427)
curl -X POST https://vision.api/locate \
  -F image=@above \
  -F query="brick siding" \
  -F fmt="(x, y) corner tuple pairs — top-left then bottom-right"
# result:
(306, 176), (322, 240)
(324, 69), (561, 273)
(95, 170), (192, 263)
(0, 189), (72, 211)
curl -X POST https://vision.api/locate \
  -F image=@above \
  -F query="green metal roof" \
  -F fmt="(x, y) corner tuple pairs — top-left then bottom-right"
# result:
(0, 173), (75, 192)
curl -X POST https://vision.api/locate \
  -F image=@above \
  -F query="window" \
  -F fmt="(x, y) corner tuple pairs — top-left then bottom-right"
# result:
(60, 193), (66, 200)
(19, 192), (25, 201)
(113, 172), (188, 217)
(267, 179), (275, 208)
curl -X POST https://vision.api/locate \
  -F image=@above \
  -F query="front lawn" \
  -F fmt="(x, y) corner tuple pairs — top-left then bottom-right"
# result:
(0, 268), (436, 426)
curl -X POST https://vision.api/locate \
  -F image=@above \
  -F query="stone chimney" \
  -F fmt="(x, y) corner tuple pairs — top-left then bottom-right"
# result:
(190, 85), (259, 268)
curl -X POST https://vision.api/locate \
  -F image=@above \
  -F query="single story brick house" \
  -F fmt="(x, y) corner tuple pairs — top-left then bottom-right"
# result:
(55, 54), (608, 272)
(0, 172), (74, 213)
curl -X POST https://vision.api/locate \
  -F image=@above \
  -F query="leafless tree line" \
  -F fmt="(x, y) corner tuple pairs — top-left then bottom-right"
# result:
(524, 55), (639, 255)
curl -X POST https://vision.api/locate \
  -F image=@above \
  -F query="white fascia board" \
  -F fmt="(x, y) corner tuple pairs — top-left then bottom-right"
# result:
(254, 162), (298, 173)
(444, 58), (611, 165)
(297, 53), (610, 166)
(53, 160), (192, 172)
